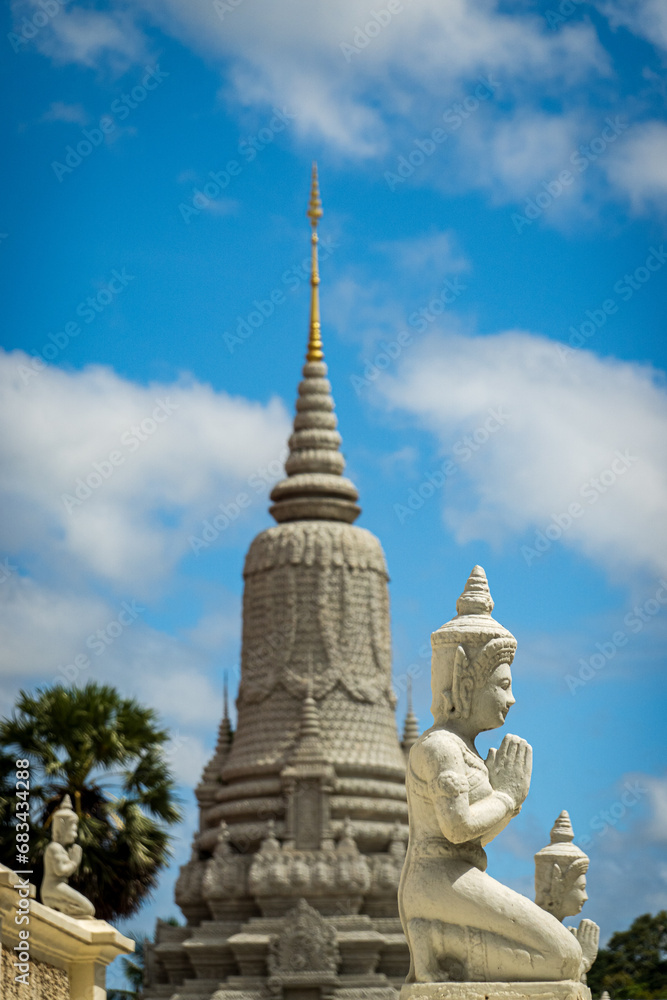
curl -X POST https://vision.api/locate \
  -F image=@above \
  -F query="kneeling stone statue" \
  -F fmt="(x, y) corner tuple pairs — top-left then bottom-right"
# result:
(41, 794), (95, 919)
(398, 566), (599, 1000)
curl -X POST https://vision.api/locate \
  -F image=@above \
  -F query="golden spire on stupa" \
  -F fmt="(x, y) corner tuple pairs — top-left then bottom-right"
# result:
(306, 162), (324, 363)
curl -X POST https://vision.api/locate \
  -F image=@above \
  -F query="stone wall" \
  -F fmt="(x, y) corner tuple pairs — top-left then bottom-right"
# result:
(0, 863), (133, 1000)
(1, 944), (70, 1000)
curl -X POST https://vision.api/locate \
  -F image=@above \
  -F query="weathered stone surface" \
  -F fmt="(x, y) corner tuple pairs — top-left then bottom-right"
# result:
(534, 813), (599, 979)
(1, 948), (69, 1000)
(399, 567), (592, 987)
(0, 862), (133, 1000)
(41, 794), (95, 919)
(400, 981), (591, 1000)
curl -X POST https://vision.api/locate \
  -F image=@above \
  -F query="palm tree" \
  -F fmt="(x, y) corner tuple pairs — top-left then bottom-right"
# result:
(0, 682), (181, 921)
(107, 935), (145, 999)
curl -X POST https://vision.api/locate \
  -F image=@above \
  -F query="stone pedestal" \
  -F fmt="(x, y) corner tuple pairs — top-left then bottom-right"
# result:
(400, 982), (591, 1000)
(0, 863), (134, 1000)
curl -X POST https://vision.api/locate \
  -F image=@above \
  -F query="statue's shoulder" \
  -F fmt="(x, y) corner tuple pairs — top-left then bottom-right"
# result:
(410, 729), (464, 779)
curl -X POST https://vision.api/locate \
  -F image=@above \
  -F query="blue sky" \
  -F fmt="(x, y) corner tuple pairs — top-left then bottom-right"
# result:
(1, 0), (666, 979)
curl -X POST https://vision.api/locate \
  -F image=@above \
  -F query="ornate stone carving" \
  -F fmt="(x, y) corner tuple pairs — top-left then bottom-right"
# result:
(40, 794), (95, 918)
(174, 835), (209, 924)
(369, 822), (408, 899)
(268, 898), (339, 975)
(535, 811), (599, 978)
(399, 567), (590, 986)
(249, 819), (370, 917)
(202, 822), (248, 919)
(239, 521), (395, 709)
(196, 678), (233, 811)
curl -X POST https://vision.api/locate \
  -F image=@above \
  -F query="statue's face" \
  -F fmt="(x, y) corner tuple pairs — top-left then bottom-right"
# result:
(53, 814), (78, 845)
(62, 816), (78, 845)
(470, 662), (515, 732)
(560, 873), (588, 917)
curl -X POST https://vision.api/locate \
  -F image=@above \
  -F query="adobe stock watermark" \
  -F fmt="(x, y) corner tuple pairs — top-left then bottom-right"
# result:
(557, 245), (667, 362)
(213, 0), (243, 20)
(61, 397), (180, 515)
(51, 67), (169, 182)
(340, 0), (405, 61)
(521, 449), (638, 566)
(223, 236), (338, 353)
(179, 107), (296, 224)
(511, 117), (629, 233)
(189, 448), (288, 554)
(544, 0), (589, 30)
(54, 600), (146, 686)
(566, 580), (667, 694)
(385, 77), (500, 191)
(0, 557), (18, 584)
(17, 267), (135, 385)
(394, 643), (431, 699)
(8, 0), (72, 54)
(393, 407), (510, 524)
(578, 781), (648, 849)
(351, 276), (467, 394)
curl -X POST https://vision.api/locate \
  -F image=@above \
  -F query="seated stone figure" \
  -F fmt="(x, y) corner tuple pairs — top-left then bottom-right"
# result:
(398, 567), (585, 985)
(535, 811), (599, 978)
(41, 794), (95, 918)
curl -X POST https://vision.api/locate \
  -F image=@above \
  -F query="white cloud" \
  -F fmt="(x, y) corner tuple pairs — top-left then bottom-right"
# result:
(20, 0), (615, 205)
(0, 572), (229, 730)
(12, 0), (148, 72)
(162, 732), (210, 788)
(643, 774), (667, 843)
(27, 0), (667, 222)
(583, 771), (667, 938)
(0, 354), (289, 734)
(137, 0), (609, 155)
(376, 229), (469, 275)
(0, 576), (110, 696)
(187, 605), (241, 655)
(603, 122), (667, 213)
(40, 101), (89, 125)
(460, 109), (587, 201)
(377, 330), (667, 580)
(0, 351), (291, 594)
(598, 0), (667, 51)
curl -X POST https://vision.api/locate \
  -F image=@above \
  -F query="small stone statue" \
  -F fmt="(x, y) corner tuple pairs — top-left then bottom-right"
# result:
(41, 794), (95, 918)
(535, 811), (599, 977)
(399, 567), (587, 985)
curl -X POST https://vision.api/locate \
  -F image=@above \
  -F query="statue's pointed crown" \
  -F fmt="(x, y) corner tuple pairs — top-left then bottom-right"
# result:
(534, 810), (589, 870)
(402, 676), (420, 748)
(550, 810), (575, 844)
(269, 165), (360, 525)
(51, 793), (77, 829)
(431, 565), (516, 648)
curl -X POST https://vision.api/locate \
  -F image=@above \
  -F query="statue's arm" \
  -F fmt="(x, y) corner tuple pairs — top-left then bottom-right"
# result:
(46, 843), (79, 877)
(415, 740), (515, 845)
(480, 803), (521, 846)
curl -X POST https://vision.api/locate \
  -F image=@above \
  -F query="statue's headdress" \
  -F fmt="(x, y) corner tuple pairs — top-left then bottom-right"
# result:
(534, 811), (589, 913)
(52, 794), (76, 821)
(430, 566), (517, 720)
(51, 794), (77, 840)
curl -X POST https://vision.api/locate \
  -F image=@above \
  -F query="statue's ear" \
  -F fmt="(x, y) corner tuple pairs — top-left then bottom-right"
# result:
(552, 863), (564, 897)
(452, 645), (473, 718)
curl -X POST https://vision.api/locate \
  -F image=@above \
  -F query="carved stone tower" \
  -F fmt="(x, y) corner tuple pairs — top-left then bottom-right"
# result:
(144, 166), (412, 1000)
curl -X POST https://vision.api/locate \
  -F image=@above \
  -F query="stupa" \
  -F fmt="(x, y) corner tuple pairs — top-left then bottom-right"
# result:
(143, 166), (413, 999)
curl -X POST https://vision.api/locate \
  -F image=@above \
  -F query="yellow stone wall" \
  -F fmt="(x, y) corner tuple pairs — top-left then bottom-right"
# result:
(1, 944), (69, 1000)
